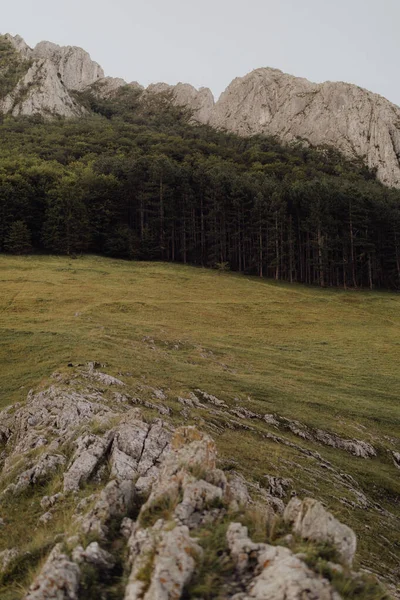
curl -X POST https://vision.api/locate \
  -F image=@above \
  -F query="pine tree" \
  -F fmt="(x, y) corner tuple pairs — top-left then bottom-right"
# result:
(4, 221), (32, 254)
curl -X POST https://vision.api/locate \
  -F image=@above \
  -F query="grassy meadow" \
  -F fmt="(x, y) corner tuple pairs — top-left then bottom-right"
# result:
(0, 255), (399, 587)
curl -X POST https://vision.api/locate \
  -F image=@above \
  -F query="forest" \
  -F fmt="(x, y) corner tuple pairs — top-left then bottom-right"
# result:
(1, 86), (400, 289)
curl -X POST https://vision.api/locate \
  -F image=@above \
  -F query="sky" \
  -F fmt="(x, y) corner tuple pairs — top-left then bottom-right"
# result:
(2, 0), (400, 105)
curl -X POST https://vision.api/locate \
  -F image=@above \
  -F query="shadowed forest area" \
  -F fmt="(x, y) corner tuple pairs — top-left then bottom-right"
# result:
(1, 87), (400, 289)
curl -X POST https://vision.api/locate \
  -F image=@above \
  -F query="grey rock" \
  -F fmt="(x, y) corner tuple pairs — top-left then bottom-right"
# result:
(32, 41), (104, 91)
(194, 389), (228, 408)
(125, 524), (202, 600)
(81, 479), (134, 539)
(0, 59), (85, 118)
(174, 479), (223, 525)
(227, 522), (339, 600)
(284, 497), (357, 566)
(265, 475), (292, 499)
(41, 492), (64, 509)
(0, 548), (19, 572)
(38, 511), (53, 524)
(25, 543), (80, 599)
(63, 433), (114, 492)
(206, 68), (400, 188)
(73, 541), (115, 569)
(4, 453), (66, 495)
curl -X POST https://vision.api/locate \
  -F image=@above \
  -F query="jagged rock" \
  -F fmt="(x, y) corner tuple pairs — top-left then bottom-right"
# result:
(264, 475), (292, 499)
(4, 34), (32, 59)
(125, 523), (202, 600)
(226, 472), (252, 511)
(264, 414), (280, 426)
(194, 389), (228, 408)
(63, 433), (114, 492)
(0, 58), (85, 118)
(148, 82), (214, 124)
(41, 492), (64, 509)
(227, 522), (340, 600)
(174, 479), (223, 526)
(284, 497), (357, 566)
(207, 68), (400, 188)
(0, 547), (19, 572)
(86, 362), (125, 386)
(121, 517), (134, 539)
(72, 541), (115, 569)
(231, 407), (261, 420)
(32, 41), (104, 91)
(0, 383), (116, 469)
(177, 395), (206, 409)
(314, 430), (376, 458)
(80, 479), (134, 539)
(88, 77), (142, 99)
(3, 34), (400, 185)
(110, 417), (171, 492)
(393, 451), (400, 470)
(4, 453), (66, 495)
(38, 511), (53, 524)
(0, 372), (390, 598)
(25, 543), (80, 600)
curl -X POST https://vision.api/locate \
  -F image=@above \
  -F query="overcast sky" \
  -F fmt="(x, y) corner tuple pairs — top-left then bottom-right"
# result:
(3, 0), (400, 105)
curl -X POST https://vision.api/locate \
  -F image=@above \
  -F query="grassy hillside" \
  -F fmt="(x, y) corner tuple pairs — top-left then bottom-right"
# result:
(1, 255), (399, 588)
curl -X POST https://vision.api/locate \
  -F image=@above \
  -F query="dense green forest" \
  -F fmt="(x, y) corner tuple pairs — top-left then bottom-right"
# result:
(1, 86), (400, 289)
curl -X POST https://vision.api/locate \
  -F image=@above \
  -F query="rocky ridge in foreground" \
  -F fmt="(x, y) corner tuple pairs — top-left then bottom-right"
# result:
(0, 364), (394, 599)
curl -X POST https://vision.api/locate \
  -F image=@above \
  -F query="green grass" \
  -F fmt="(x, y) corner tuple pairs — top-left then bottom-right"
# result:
(0, 255), (399, 586)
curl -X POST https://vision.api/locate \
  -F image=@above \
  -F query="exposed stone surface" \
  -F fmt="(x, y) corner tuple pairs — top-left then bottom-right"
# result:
(284, 497), (357, 566)
(63, 432), (114, 492)
(25, 543), (80, 600)
(4, 453), (66, 495)
(393, 451), (400, 470)
(0, 547), (19, 572)
(72, 541), (115, 569)
(227, 522), (340, 600)
(80, 479), (135, 539)
(0, 369), (391, 598)
(32, 41), (104, 91)
(125, 524), (202, 600)
(0, 58), (85, 117)
(147, 82), (214, 123)
(3, 34), (400, 186)
(205, 68), (400, 188)
(3, 33), (32, 59)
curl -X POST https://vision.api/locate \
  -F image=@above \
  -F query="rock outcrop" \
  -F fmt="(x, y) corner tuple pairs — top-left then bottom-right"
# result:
(147, 82), (215, 123)
(32, 41), (104, 91)
(0, 366), (390, 599)
(2, 33), (400, 186)
(163, 68), (400, 188)
(207, 68), (400, 188)
(0, 34), (101, 117)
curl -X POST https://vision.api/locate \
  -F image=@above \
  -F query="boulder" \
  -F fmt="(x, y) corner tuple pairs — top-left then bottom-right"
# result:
(284, 497), (357, 566)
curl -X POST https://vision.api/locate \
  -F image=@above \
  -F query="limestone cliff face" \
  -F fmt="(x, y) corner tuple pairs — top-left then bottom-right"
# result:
(205, 68), (400, 188)
(32, 41), (104, 91)
(147, 81), (215, 123)
(134, 68), (400, 188)
(0, 58), (85, 117)
(0, 34), (104, 117)
(2, 33), (400, 187)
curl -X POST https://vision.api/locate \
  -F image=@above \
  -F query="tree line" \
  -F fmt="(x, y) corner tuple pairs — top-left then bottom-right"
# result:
(1, 87), (400, 289)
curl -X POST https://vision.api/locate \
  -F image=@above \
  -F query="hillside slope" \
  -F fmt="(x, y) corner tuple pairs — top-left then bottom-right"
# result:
(1, 33), (400, 186)
(0, 256), (399, 597)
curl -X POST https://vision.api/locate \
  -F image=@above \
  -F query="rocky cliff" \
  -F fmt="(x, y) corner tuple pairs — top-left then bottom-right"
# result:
(1, 33), (400, 187)
(0, 364), (392, 599)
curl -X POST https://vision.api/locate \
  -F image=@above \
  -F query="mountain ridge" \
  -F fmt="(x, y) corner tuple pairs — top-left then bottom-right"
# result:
(1, 33), (400, 188)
